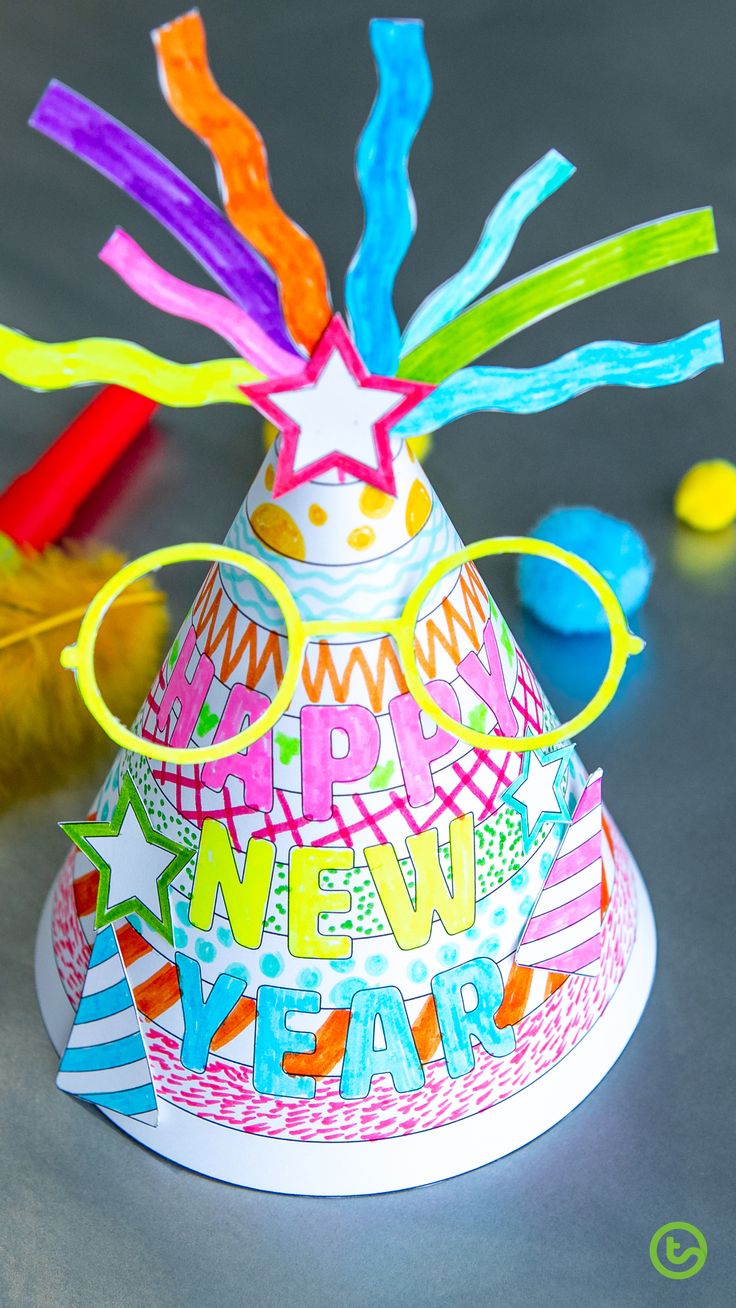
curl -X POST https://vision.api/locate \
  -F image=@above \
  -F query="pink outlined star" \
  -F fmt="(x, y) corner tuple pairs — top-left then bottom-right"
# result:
(241, 315), (433, 499)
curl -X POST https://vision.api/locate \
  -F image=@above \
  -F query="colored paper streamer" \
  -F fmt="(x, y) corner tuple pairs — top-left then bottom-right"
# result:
(153, 11), (331, 355)
(401, 149), (576, 355)
(393, 322), (724, 435)
(398, 209), (718, 384)
(345, 19), (432, 375)
(0, 326), (260, 406)
(30, 81), (297, 356)
(99, 229), (298, 376)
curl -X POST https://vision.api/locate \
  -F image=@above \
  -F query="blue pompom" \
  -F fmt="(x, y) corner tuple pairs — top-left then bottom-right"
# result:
(518, 507), (652, 634)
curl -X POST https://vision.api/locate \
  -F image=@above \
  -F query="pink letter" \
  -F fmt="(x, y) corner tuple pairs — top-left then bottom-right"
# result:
(202, 685), (273, 812)
(301, 704), (380, 821)
(456, 618), (517, 737)
(157, 627), (214, 747)
(390, 680), (461, 808)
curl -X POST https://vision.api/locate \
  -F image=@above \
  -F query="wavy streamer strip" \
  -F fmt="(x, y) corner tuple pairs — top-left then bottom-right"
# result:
(30, 81), (298, 356)
(398, 209), (719, 384)
(99, 229), (297, 376)
(345, 19), (432, 375)
(394, 322), (724, 435)
(153, 11), (331, 354)
(0, 326), (260, 406)
(401, 149), (576, 355)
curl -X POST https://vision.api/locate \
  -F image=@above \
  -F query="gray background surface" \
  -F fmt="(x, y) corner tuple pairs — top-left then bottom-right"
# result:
(0, 1), (733, 1304)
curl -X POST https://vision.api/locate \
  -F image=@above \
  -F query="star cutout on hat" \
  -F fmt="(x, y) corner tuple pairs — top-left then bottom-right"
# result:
(502, 741), (574, 853)
(60, 773), (193, 945)
(242, 315), (433, 498)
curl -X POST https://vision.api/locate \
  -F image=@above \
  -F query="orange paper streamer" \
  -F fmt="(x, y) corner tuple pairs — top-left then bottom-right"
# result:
(154, 11), (331, 354)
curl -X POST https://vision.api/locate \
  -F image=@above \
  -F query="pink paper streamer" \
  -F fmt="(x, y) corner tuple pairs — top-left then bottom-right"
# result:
(100, 229), (300, 377)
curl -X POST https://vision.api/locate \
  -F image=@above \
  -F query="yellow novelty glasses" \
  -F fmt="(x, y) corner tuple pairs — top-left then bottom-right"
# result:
(60, 536), (644, 766)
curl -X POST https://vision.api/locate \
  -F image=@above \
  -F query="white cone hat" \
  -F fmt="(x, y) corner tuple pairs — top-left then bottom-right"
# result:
(24, 8), (724, 1198)
(36, 437), (656, 1195)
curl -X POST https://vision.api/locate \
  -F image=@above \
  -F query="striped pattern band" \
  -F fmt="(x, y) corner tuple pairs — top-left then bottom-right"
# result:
(56, 924), (158, 1125)
(515, 770), (604, 977)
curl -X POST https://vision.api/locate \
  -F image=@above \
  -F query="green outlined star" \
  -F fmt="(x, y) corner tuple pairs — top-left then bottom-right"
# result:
(60, 773), (193, 945)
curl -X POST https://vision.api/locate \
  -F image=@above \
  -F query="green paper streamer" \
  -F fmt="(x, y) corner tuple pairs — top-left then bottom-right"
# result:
(398, 209), (718, 383)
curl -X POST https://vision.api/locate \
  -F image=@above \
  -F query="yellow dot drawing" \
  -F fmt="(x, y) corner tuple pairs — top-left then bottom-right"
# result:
(347, 525), (377, 551)
(406, 479), (431, 536)
(250, 503), (305, 560)
(359, 485), (395, 518)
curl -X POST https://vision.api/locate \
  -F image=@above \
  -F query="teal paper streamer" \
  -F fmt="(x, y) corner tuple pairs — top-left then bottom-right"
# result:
(401, 150), (576, 356)
(394, 321), (723, 435)
(345, 19), (432, 375)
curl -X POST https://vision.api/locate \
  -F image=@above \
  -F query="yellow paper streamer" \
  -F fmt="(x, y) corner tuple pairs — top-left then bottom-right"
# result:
(0, 326), (261, 406)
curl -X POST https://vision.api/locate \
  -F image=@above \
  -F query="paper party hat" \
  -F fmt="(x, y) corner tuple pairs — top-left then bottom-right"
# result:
(6, 12), (722, 1194)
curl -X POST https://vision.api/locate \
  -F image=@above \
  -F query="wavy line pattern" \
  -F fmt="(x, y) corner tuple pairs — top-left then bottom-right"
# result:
(99, 229), (299, 376)
(222, 497), (460, 625)
(345, 19), (432, 374)
(0, 326), (260, 405)
(401, 149), (576, 355)
(153, 11), (331, 353)
(398, 209), (719, 384)
(394, 322), (724, 434)
(30, 81), (297, 354)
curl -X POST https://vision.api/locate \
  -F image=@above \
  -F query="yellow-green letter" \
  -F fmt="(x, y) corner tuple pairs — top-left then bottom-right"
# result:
(189, 818), (275, 949)
(288, 846), (353, 959)
(365, 814), (476, 950)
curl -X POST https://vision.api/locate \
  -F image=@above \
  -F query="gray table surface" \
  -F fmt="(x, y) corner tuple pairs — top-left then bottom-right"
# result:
(0, 1), (733, 1304)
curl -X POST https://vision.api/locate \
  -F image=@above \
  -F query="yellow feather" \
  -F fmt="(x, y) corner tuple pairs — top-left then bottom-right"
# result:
(0, 544), (168, 806)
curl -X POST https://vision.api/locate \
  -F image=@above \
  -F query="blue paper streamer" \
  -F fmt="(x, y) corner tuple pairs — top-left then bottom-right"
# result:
(394, 322), (724, 436)
(345, 19), (432, 375)
(401, 150), (576, 356)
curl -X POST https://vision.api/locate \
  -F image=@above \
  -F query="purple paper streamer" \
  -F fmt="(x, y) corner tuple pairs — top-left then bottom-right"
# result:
(30, 81), (298, 357)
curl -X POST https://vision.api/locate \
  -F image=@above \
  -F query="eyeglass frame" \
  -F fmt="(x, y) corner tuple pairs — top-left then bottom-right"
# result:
(60, 536), (644, 766)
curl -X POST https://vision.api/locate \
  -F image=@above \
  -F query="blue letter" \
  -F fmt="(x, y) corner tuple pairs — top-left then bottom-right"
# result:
(176, 952), (247, 1073)
(253, 985), (320, 1100)
(340, 985), (424, 1099)
(431, 958), (515, 1078)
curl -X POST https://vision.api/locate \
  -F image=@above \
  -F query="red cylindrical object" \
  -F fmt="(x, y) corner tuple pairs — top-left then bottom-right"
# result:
(0, 385), (157, 550)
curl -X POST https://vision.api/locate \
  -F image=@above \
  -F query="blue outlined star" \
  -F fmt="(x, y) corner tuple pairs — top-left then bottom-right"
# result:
(60, 773), (193, 945)
(503, 743), (574, 853)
